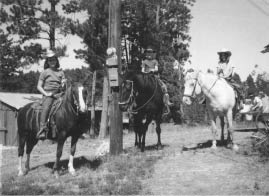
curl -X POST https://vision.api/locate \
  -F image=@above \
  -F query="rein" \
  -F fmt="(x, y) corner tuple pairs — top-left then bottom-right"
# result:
(183, 72), (200, 99)
(123, 76), (158, 114)
(184, 72), (220, 100)
(64, 87), (80, 116)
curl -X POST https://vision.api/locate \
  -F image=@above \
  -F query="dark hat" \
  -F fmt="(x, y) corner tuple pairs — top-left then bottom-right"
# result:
(217, 48), (232, 56)
(145, 47), (156, 53)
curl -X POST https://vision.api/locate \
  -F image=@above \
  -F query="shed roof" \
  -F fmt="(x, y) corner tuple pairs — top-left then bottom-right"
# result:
(0, 92), (42, 110)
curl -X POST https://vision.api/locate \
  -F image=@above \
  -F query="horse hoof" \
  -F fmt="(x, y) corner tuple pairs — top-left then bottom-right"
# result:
(18, 171), (24, 176)
(211, 145), (217, 150)
(156, 144), (163, 150)
(69, 169), (76, 176)
(233, 144), (239, 151)
(54, 172), (60, 179)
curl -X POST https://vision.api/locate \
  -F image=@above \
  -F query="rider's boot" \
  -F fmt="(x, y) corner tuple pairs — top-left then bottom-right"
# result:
(163, 93), (173, 115)
(164, 93), (173, 106)
(36, 123), (47, 140)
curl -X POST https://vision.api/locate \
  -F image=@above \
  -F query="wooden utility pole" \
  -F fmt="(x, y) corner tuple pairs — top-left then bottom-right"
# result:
(108, 0), (123, 155)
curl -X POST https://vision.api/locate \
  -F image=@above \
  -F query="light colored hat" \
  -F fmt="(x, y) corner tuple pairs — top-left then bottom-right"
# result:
(46, 49), (56, 58)
(217, 48), (232, 56)
(259, 91), (264, 96)
(145, 46), (156, 53)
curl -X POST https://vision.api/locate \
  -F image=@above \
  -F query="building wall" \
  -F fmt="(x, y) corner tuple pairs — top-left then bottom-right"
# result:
(0, 102), (18, 146)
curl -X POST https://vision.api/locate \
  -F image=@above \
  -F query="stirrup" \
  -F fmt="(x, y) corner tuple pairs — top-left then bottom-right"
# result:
(163, 106), (170, 115)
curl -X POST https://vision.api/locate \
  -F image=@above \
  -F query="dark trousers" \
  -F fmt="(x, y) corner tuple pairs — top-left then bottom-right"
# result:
(40, 96), (55, 126)
(226, 78), (244, 100)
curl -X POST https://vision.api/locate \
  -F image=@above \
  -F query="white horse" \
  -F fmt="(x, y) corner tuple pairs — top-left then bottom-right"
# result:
(182, 70), (239, 151)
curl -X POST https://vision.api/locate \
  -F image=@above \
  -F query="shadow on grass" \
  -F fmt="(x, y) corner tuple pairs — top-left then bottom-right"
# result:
(123, 144), (169, 153)
(182, 140), (228, 151)
(30, 156), (102, 172)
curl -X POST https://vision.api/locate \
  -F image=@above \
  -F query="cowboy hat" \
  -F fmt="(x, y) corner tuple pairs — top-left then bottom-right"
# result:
(46, 49), (56, 58)
(217, 48), (232, 56)
(258, 91), (265, 96)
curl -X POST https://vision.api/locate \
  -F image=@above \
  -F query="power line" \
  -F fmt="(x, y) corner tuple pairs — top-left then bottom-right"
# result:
(247, 0), (269, 17)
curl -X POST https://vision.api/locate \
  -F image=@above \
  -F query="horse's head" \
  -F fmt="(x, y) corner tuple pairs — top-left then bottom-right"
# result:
(69, 82), (88, 113)
(119, 71), (136, 111)
(182, 70), (202, 105)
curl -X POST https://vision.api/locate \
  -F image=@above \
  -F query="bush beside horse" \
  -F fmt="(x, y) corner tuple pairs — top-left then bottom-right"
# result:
(17, 82), (89, 178)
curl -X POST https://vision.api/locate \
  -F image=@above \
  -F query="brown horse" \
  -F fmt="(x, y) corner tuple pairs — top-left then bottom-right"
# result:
(17, 82), (89, 178)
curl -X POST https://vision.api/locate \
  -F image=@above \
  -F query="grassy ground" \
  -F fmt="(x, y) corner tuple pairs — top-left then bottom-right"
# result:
(1, 123), (269, 195)
(2, 150), (161, 195)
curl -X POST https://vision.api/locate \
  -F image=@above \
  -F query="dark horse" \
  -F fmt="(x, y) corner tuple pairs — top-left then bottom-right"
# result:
(119, 70), (164, 152)
(17, 82), (88, 178)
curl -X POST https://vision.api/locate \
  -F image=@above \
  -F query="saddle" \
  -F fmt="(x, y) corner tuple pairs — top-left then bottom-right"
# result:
(31, 93), (64, 139)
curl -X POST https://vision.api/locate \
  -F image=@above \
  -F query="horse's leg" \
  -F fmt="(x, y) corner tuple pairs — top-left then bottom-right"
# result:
(18, 133), (27, 176)
(53, 136), (66, 178)
(155, 112), (162, 149)
(138, 130), (142, 149)
(135, 131), (138, 147)
(68, 135), (79, 176)
(134, 116), (142, 149)
(25, 137), (38, 174)
(210, 115), (218, 149)
(226, 110), (239, 151)
(220, 116), (225, 145)
(141, 116), (154, 152)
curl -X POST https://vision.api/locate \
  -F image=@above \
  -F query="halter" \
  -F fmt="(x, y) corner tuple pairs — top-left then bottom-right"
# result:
(119, 80), (135, 106)
(119, 76), (158, 114)
(183, 72), (220, 101)
(183, 72), (200, 100)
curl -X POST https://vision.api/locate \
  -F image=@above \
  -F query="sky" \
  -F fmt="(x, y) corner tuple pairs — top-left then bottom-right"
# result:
(3, 0), (269, 80)
(188, 0), (269, 80)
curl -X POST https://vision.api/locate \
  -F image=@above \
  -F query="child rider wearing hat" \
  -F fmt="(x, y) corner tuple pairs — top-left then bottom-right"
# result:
(141, 46), (173, 114)
(216, 48), (244, 110)
(36, 50), (66, 140)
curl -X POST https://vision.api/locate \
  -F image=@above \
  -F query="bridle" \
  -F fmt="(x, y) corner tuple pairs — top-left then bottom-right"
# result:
(119, 80), (135, 106)
(119, 76), (158, 114)
(183, 72), (220, 101)
(183, 73), (200, 100)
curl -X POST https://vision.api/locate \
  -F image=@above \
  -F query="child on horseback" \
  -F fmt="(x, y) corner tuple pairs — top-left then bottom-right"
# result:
(141, 46), (173, 114)
(216, 48), (244, 110)
(36, 50), (66, 140)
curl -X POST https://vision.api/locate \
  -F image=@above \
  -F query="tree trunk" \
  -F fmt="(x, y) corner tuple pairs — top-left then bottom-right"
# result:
(156, 3), (160, 30)
(90, 70), (96, 137)
(49, 1), (56, 50)
(99, 74), (109, 139)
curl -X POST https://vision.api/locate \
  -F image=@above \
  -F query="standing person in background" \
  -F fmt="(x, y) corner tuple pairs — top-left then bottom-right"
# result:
(141, 46), (173, 114)
(36, 50), (66, 140)
(216, 48), (244, 110)
(250, 92), (263, 112)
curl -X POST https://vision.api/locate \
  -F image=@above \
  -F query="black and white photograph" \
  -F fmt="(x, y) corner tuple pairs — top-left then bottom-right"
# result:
(0, 0), (269, 195)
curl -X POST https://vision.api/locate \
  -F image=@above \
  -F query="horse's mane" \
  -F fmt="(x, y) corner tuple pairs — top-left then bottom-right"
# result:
(124, 70), (157, 91)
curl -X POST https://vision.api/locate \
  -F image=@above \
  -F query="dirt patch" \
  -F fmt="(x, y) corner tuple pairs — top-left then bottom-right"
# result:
(145, 124), (269, 195)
